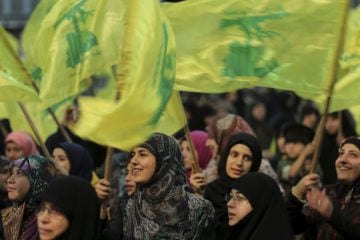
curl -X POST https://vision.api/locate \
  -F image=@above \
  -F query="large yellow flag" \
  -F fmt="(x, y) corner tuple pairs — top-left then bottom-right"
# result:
(22, 0), (125, 109)
(163, 0), (349, 103)
(71, 0), (185, 151)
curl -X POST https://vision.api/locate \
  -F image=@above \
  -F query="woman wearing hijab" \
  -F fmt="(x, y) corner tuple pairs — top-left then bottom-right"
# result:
(195, 113), (279, 186)
(227, 172), (293, 240)
(202, 132), (263, 240)
(288, 136), (360, 240)
(0, 155), (57, 240)
(36, 176), (100, 240)
(4, 131), (39, 161)
(123, 132), (214, 240)
(52, 142), (97, 184)
(180, 130), (212, 189)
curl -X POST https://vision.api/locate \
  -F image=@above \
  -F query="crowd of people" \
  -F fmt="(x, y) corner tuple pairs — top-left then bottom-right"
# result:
(0, 88), (358, 240)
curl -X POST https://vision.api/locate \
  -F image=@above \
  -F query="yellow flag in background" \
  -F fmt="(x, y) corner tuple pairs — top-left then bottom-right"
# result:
(0, 98), (72, 145)
(315, 5), (360, 112)
(71, 0), (185, 151)
(164, 0), (352, 110)
(22, 0), (125, 109)
(0, 25), (33, 86)
(0, 71), (39, 102)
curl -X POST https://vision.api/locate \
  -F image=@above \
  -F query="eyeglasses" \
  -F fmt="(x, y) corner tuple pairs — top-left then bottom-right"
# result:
(36, 202), (65, 219)
(225, 193), (248, 204)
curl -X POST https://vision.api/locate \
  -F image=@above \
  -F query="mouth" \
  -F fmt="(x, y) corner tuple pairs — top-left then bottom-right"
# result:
(228, 212), (236, 219)
(126, 184), (135, 192)
(231, 168), (244, 176)
(38, 228), (52, 235)
(337, 165), (351, 171)
(132, 168), (142, 176)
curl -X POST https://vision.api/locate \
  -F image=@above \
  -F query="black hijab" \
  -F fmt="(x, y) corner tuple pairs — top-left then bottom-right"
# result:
(229, 172), (293, 240)
(38, 176), (100, 240)
(204, 133), (262, 239)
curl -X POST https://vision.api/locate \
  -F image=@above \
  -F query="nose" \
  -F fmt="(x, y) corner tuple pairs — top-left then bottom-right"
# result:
(236, 157), (244, 166)
(227, 197), (235, 208)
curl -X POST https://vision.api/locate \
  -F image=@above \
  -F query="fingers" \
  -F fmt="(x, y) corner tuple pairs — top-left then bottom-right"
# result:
(190, 173), (206, 190)
(95, 179), (112, 200)
(306, 188), (333, 219)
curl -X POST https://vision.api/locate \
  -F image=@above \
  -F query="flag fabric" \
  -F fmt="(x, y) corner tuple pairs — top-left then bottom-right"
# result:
(22, 0), (126, 109)
(71, 0), (185, 151)
(314, 4), (360, 112)
(0, 98), (72, 145)
(0, 25), (35, 87)
(163, 0), (353, 111)
(0, 71), (39, 102)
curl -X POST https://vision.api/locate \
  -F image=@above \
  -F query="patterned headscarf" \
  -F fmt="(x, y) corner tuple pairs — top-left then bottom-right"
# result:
(5, 131), (39, 156)
(1, 155), (57, 240)
(206, 114), (255, 156)
(10, 155), (57, 207)
(124, 133), (214, 240)
(56, 142), (94, 181)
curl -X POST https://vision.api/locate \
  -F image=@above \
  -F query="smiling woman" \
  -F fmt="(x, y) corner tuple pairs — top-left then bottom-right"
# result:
(288, 136), (360, 240)
(123, 132), (215, 240)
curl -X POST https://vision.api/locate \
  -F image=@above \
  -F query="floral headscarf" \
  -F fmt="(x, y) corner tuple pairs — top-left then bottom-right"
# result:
(1, 155), (57, 240)
(10, 155), (57, 207)
(124, 133), (214, 240)
(206, 114), (255, 156)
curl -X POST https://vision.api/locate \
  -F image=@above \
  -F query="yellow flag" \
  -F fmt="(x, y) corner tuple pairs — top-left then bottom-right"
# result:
(0, 99), (72, 144)
(164, 0), (348, 100)
(0, 25), (34, 87)
(315, 5), (360, 112)
(71, 0), (184, 151)
(22, 0), (125, 109)
(0, 71), (39, 102)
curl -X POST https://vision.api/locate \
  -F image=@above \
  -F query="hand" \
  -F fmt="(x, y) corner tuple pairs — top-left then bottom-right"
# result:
(292, 173), (320, 200)
(190, 172), (206, 191)
(62, 106), (79, 127)
(95, 179), (112, 201)
(306, 188), (333, 219)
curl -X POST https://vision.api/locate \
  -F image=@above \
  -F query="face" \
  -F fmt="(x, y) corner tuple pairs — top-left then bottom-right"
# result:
(180, 140), (197, 169)
(336, 143), (360, 184)
(52, 148), (71, 173)
(130, 147), (156, 184)
(284, 142), (305, 159)
(277, 135), (286, 153)
(325, 116), (340, 135)
(5, 142), (24, 161)
(7, 166), (30, 202)
(251, 103), (266, 121)
(205, 138), (219, 159)
(0, 166), (9, 193)
(125, 163), (136, 195)
(226, 144), (253, 179)
(227, 189), (253, 226)
(302, 113), (318, 129)
(37, 201), (69, 240)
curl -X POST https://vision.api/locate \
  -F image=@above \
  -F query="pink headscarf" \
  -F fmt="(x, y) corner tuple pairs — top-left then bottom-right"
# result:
(5, 131), (39, 155)
(190, 131), (212, 170)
